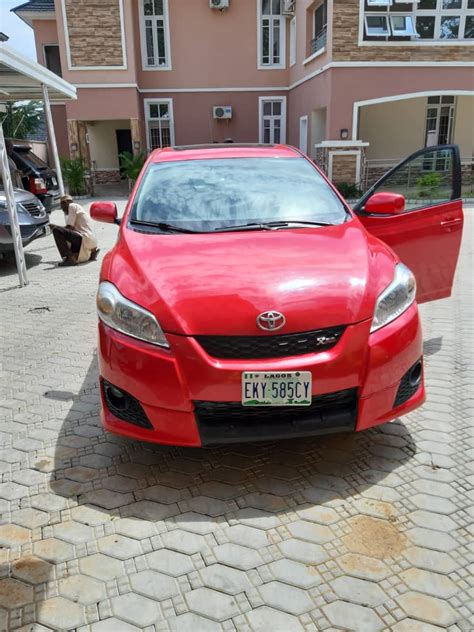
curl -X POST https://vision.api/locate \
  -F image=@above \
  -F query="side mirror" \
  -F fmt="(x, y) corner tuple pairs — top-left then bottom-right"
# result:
(364, 192), (405, 215)
(90, 201), (120, 224)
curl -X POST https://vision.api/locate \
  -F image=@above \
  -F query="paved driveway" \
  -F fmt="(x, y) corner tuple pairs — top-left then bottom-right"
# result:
(0, 204), (471, 632)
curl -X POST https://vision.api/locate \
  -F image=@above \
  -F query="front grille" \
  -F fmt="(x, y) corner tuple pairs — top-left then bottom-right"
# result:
(194, 388), (357, 445)
(196, 326), (345, 360)
(102, 380), (153, 429)
(394, 360), (422, 408)
(21, 201), (45, 217)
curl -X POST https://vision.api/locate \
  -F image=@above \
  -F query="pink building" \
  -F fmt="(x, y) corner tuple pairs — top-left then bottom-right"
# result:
(13, 0), (473, 188)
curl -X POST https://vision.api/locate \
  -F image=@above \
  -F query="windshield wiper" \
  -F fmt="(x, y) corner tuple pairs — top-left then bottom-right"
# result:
(130, 219), (202, 234)
(215, 220), (335, 232)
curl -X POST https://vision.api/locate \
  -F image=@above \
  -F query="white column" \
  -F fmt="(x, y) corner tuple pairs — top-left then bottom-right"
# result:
(42, 83), (65, 197)
(0, 124), (28, 287)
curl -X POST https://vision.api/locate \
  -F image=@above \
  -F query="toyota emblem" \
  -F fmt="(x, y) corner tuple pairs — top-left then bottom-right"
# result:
(257, 311), (286, 332)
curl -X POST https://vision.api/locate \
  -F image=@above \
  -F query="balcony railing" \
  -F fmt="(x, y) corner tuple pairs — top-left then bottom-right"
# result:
(310, 26), (327, 55)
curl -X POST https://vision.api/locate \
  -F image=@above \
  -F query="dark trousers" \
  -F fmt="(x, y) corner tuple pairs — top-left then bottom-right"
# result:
(53, 226), (82, 259)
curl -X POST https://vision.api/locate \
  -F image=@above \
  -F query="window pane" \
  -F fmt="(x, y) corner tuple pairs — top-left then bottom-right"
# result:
(441, 96), (455, 103)
(272, 101), (282, 116)
(440, 16), (460, 38)
(416, 16), (435, 38)
(262, 0), (271, 14)
(149, 104), (159, 118)
(391, 15), (416, 35)
(427, 96), (441, 104)
(44, 45), (62, 77)
(468, 0), (474, 8)
(315, 3), (326, 34)
(146, 21), (154, 65)
(366, 15), (389, 35)
(274, 127), (281, 143)
(373, 149), (454, 211)
(442, 0), (461, 7)
(263, 102), (272, 115)
(418, 0), (436, 7)
(273, 21), (280, 63)
(156, 21), (166, 63)
(465, 15), (474, 37)
(262, 19), (270, 64)
(159, 103), (169, 118)
(143, 0), (153, 16)
(272, 0), (281, 14)
(154, 0), (164, 14)
(264, 128), (271, 143)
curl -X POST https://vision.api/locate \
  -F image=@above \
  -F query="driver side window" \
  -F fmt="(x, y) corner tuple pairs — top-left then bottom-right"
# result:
(368, 147), (457, 212)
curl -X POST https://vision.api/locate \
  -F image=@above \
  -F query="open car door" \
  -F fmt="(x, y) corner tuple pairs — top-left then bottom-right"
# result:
(354, 145), (463, 304)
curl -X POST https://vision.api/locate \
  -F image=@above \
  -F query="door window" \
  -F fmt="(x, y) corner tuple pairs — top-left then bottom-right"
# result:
(358, 146), (460, 212)
(146, 100), (174, 150)
(260, 98), (286, 144)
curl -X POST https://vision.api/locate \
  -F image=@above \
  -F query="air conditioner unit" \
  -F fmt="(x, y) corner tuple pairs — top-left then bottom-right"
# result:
(209, 0), (229, 9)
(282, 0), (295, 14)
(213, 106), (232, 120)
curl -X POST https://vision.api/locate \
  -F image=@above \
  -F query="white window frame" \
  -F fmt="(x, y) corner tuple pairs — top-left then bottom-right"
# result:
(359, 0), (474, 45)
(365, 14), (391, 35)
(290, 16), (297, 66)
(390, 14), (417, 34)
(424, 96), (456, 146)
(258, 96), (287, 144)
(257, 0), (286, 70)
(139, 0), (172, 71)
(144, 98), (175, 152)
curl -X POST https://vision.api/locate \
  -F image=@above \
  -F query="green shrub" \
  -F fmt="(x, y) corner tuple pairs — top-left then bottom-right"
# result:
(119, 151), (146, 184)
(416, 172), (442, 198)
(61, 157), (87, 196)
(335, 182), (362, 199)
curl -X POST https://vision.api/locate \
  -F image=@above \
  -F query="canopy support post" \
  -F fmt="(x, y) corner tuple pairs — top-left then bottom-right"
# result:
(42, 83), (64, 197)
(0, 124), (28, 287)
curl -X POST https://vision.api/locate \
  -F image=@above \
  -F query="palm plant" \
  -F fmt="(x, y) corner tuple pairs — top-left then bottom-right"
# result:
(0, 101), (43, 139)
(61, 157), (88, 196)
(119, 151), (146, 188)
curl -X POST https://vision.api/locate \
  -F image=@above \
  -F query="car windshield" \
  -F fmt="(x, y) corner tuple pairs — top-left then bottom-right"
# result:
(130, 157), (348, 232)
(15, 149), (49, 170)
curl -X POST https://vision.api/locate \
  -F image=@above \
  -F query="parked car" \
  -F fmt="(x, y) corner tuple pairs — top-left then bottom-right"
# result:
(91, 143), (463, 447)
(0, 179), (50, 254)
(8, 140), (60, 213)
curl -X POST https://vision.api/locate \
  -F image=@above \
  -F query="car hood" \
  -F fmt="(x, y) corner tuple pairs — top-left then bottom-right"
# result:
(104, 220), (397, 335)
(0, 187), (39, 205)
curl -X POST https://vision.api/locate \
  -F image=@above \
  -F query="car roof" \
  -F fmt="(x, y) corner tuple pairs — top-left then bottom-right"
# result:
(149, 143), (301, 163)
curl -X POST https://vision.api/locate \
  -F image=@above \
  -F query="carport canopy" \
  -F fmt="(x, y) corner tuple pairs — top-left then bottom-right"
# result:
(0, 43), (77, 287)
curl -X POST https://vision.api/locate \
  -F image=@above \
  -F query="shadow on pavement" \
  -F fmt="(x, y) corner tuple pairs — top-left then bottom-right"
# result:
(0, 252), (42, 278)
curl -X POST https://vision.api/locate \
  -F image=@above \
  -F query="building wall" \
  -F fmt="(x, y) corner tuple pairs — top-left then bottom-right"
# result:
(63, 0), (124, 68)
(87, 120), (130, 170)
(359, 98), (427, 162)
(332, 0), (473, 62)
(51, 104), (70, 159)
(32, 19), (59, 65)
(453, 96), (474, 161)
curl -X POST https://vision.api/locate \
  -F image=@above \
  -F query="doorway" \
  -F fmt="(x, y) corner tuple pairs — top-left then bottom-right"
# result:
(115, 129), (133, 178)
(299, 116), (308, 154)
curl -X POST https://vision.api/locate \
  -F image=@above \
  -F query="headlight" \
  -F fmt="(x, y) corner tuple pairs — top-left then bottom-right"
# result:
(97, 281), (169, 348)
(371, 263), (416, 333)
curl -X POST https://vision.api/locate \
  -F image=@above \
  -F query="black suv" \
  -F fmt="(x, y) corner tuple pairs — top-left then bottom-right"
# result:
(8, 141), (60, 213)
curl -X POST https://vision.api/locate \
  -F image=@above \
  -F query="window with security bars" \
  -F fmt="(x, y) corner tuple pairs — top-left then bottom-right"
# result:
(362, 0), (474, 41)
(260, 0), (285, 67)
(424, 96), (456, 170)
(147, 101), (174, 150)
(142, 0), (170, 68)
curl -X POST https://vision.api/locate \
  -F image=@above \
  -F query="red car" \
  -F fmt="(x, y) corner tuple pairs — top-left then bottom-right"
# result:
(91, 143), (463, 447)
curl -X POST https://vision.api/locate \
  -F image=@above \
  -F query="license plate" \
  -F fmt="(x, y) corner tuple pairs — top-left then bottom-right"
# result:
(242, 371), (312, 407)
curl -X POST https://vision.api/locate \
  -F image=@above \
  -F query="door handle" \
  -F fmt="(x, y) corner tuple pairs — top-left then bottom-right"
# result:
(441, 218), (462, 229)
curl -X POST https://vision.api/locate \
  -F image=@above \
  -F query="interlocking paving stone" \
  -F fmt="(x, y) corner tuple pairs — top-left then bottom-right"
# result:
(245, 606), (304, 631)
(396, 592), (457, 627)
(200, 564), (253, 595)
(130, 570), (179, 600)
(323, 600), (384, 632)
(111, 592), (161, 627)
(258, 580), (313, 615)
(268, 559), (322, 588)
(185, 587), (240, 621)
(37, 596), (86, 629)
(0, 203), (471, 631)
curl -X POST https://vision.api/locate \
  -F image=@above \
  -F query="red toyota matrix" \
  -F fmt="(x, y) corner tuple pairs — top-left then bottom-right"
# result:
(91, 144), (463, 446)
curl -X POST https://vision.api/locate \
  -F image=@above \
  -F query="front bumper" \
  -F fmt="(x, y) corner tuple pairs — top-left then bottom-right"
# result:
(98, 303), (424, 446)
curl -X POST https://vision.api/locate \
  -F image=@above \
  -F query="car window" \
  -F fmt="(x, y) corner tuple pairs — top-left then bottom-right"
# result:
(130, 157), (348, 231)
(14, 150), (49, 170)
